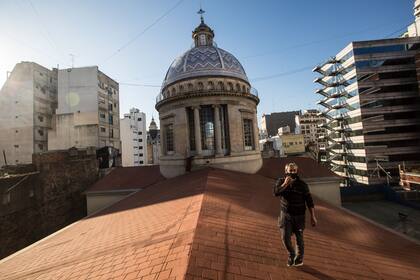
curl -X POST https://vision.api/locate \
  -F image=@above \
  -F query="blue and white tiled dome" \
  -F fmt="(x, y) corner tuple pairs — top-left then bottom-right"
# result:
(162, 46), (248, 88)
(161, 19), (248, 89)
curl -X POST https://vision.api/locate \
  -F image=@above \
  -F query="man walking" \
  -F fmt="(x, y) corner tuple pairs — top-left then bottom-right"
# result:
(273, 162), (317, 267)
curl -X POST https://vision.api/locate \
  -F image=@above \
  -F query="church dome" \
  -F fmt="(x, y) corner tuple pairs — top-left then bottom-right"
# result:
(161, 15), (248, 89)
(162, 46), (249, 88)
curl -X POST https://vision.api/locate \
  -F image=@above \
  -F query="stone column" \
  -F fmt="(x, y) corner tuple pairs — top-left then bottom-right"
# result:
(213, 105), (223, 155)
(193, 106), (202, 155)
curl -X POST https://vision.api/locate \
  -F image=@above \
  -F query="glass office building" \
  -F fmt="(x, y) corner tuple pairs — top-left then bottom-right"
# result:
(313, 37), (420, 185)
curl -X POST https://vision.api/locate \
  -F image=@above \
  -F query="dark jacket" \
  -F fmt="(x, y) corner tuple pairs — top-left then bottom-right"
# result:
(273, 175), (314, 216)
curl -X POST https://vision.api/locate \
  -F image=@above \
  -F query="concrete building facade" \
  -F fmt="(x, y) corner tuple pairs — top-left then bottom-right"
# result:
(0, 62), (58, 166)
(314, 36), (420, 185)
(295, 109), (327, 161)
(261, 111), (300, 137)
(295, 109), (327, 147)
(48, 66), (121, 151)
(155, 17), (262, 178)
(280, 133), (305, 155)
(120, 108), (147, 166)
(404, 0), (420, 37)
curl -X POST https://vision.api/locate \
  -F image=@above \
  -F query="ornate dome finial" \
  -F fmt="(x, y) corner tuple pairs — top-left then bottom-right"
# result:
(198, 7), (205, 24)
(192, 7), (214, 47)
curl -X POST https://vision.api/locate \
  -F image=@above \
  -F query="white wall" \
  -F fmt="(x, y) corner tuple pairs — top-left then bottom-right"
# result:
(306, 177), (342, 207)
(57, 67), (98, 116)
(120, 108), (147, 166)
(48, 113), (99, 149)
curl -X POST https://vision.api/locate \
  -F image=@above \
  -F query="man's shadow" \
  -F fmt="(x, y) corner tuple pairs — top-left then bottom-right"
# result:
(296, 265), (337, 280)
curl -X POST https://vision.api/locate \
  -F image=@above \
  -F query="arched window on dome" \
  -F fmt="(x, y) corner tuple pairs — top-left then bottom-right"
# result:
(207, 81), (214, 90)
(171, 88), (176, 96)
(242, 85), (246, 93)
(227, 82), (233, 91)
(236, 83), (241, 92)
(187, 83), (194, 91)
(246, 87), (250, 93)
(217, 81), (224, 91)
(179, 85), (184, 92)
(198, 82), (204, 91)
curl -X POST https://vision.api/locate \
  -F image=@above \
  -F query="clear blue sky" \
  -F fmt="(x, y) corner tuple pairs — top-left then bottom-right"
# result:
(0, 0), (414, 127)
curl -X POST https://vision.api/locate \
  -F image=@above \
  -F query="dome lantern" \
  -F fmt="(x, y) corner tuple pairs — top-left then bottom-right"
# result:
(192, 8), (214, 47)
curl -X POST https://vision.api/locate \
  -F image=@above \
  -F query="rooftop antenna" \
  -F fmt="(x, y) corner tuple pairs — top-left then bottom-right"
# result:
(197, 4), (205, 23)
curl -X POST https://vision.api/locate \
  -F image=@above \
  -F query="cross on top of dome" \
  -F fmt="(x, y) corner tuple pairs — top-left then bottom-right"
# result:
(193, 8), (214, 47)
(197, 7), (205, 23)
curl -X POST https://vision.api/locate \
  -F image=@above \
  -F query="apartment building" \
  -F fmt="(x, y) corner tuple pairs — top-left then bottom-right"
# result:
(0, 62), (57, 166)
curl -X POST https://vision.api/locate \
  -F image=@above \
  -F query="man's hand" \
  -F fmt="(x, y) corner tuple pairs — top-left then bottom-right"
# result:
(310, 215), (317, 227)
(282, 176), (293, 187)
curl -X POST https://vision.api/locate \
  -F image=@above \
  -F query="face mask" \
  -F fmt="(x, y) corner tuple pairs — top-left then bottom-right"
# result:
(287, 173), (298, 179)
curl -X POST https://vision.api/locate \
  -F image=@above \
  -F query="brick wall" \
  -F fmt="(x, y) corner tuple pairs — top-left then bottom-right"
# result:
(0, 148), (99, 259)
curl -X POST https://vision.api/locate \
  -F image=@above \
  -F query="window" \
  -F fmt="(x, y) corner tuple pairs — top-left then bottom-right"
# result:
(137, 117), (142, 121)
(165, 124), (174, 152)
(100, 113), (106, 119)
(199, 106), (214, 151)
(100, 127), (106, 132)
(139, 139), (143, 142)
(140, 161), (144, 164)
(207, 81), (214, 90)
(187, 108), (195, 151)
(109, 115), (113, 125)
(217, 81), (224, 90)
(138, 131), (142, 135)
(38, 129), (44, 136)
(38, 143), (44, 150)
(220, 105), (230, 151)
(199, 34), (206, 45)
(243, 119), (254, 151)
(139, 146), (143, 150)
(139, 153), (143, 157)
(227, 82), (234, 91)
(38, 115), (44, 122)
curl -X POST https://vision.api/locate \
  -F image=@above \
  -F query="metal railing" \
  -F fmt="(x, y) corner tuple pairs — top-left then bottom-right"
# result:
(155, 87), (259, 104)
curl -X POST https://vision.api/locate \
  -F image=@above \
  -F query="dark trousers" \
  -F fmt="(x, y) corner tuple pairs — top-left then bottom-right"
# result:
(279, 213), (305, 258)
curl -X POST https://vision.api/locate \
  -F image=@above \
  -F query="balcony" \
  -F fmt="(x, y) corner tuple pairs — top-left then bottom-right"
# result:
(155, 87), (260, 107)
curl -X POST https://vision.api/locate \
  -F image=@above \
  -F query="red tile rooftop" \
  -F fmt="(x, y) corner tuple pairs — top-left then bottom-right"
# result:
(258, 157), (338, 179)
(87, 165), (165, 192)
(1, 167), (420, 279)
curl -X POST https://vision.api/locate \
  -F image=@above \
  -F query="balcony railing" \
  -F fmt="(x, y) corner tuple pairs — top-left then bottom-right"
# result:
(156, 87), (259, 104)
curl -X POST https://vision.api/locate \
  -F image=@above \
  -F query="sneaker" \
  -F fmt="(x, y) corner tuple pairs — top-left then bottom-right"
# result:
(294, 255), (303, 266)
(287, 255), (295, 267)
